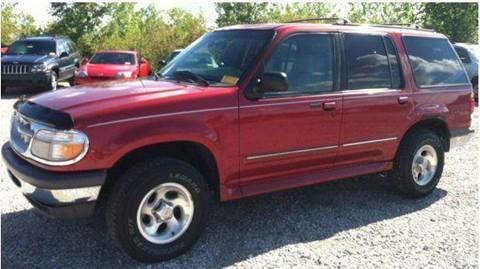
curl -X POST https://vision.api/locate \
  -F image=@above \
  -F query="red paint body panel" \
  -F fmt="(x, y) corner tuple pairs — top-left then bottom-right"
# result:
(74, 50), (151, 85)
(23, 24), (473, 201)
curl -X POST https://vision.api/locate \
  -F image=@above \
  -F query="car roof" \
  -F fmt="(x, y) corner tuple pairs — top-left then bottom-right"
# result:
(20, 36), (71, 41)
(216, 23), (446, 38)
(96, 50), (137, 54)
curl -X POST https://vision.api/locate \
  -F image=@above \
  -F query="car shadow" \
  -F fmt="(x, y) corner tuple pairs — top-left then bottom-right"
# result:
(1, 174), (447, 268)
(1, 83), (69, 100)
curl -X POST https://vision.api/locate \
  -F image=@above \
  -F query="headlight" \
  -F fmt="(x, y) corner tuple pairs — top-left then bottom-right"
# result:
(115, 71), (132, 78)
(30, 129), (89, 163)
(77, 70), (88, 78)
(31, 63), (48, 72)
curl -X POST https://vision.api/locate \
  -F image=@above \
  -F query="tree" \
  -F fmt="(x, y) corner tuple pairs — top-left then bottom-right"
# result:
(215, 3), (332, 27)
(47, 3), (116, 43)
(347, 3), (424, 25)
(1, 2), (38, 45)
(424, 3), (478, 43)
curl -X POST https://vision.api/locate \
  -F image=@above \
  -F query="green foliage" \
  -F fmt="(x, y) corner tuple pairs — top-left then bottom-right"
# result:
(1, 2), (38, 45)
(45, 3), (206, 69)
(215, 3), (331, 26)
(424, 3), (478, 43)
(348, 3), (424, 25)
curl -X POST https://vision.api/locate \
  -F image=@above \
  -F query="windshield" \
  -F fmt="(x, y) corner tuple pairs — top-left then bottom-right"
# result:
(160, 30), (274, 85)
(90, 53), (136, 65)
(6, 40), (56, 55)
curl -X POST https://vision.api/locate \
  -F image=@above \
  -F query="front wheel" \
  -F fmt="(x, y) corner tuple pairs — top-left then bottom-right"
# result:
(391, 130), (445, 197)
(106, 158), (210, 263)
(46, 72), (58, 91)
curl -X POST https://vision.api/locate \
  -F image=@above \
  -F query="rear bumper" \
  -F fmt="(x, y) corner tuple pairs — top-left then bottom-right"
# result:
(1, 142), (107, 218)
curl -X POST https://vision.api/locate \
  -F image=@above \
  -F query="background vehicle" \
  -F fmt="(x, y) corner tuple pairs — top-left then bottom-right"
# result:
(2, 21), (474, 263)
(454, 43), (479, 100)
(1, 36), (80, 94)
(74, 50), (151, 85)
(1, 46), (8, 54)
(159, 49), (183, 66)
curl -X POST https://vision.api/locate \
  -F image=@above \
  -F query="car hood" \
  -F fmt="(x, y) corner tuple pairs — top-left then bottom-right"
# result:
(28, 79), (209, 126)
(1, 54), (55, 64)
(83, 63), (137, 77)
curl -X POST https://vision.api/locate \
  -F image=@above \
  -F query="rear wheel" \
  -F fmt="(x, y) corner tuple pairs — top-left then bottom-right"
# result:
(106, 158), (210, 263)
(392, 130), (444, 197)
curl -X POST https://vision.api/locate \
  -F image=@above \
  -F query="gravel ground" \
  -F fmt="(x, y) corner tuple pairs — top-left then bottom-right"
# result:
(1, 87), (479, 268)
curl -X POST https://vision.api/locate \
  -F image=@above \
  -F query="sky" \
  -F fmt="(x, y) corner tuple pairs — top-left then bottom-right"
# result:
(10, 0), (218, 28)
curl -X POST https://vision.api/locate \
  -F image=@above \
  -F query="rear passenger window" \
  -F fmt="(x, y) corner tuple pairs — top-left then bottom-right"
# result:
(345, 34), (391, 89)
(384, 37), (403, 88)
(264, 34), (334, 94)
(403, 37), (469, 87)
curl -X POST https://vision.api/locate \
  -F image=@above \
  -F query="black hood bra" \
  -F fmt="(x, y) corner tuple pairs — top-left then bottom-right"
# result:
(14, 97), (74, 130)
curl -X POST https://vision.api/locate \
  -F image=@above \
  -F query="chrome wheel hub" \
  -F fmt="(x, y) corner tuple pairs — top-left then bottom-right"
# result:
(411, 145), (438, 186)
(136, 182), (194, 244)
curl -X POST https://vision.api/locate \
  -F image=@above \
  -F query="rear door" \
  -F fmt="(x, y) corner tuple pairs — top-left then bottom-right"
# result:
(238, 33), (343, 185)
(336, 33), (413, 167)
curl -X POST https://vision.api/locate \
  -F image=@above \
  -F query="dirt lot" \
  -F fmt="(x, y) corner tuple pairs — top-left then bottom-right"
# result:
(1, 87), (478, 268)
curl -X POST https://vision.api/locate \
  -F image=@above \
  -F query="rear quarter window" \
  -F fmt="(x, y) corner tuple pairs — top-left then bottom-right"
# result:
(403, 36), (469, 88)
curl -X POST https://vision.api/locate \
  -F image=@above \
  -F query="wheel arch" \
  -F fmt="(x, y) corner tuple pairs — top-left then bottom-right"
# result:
(98, 140), (222, 209)
(398, 117), (450, 154)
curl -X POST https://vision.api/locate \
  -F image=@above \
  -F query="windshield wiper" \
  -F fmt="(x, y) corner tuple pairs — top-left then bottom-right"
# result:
(172, 70), (210, 86)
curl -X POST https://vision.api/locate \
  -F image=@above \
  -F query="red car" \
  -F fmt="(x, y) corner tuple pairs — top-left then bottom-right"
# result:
(74, 50), (151, 85)
(1, 47), (8, 54)
(2, 21), (475, 262)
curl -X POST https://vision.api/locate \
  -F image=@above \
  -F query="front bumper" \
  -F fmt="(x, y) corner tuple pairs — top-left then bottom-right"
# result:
(1, 142), (107, 218)
(1, 72), (51, 88)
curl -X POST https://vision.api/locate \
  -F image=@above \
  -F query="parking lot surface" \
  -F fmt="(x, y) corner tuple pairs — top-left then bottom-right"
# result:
(1, 87), (478, 268)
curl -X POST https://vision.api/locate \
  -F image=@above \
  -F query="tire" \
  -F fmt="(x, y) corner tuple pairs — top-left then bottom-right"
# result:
(68, 67), (77, 86)
(391, 130), (444, 197)
(106, 157), (211, 263)
(46, 71), (58, 91)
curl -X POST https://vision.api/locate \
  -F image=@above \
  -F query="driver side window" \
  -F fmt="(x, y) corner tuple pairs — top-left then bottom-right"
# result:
(264, 34), (334, 94)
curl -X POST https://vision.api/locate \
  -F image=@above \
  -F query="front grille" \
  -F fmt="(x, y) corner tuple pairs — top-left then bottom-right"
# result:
(10, 112), (34, 154)
(2, 64), (31, 74)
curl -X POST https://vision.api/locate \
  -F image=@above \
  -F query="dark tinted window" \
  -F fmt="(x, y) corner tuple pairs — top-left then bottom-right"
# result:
(6, 40), (56, 55)
(454, 46), (471, 64)
(264, 34), (334, 93)
(403, 37), (469, 87)
(345, 34), (391, 89)
(90, 53), (136, 65)
(384, 37), (403, 88)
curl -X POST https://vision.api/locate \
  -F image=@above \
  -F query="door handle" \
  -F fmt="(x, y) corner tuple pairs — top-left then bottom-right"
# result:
(398, 96), (409, 104)
(322, 101), (337, 111)
(309, 101), (336, 110)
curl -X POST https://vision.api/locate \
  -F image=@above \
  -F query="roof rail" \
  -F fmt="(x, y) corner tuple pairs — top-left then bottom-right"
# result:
(354, 23), (435, 32)
(287, 17), (351, 25)
(285, 18), (435, 32)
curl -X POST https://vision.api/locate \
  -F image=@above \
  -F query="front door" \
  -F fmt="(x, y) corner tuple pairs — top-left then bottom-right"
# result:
(238, 33), (343, 185)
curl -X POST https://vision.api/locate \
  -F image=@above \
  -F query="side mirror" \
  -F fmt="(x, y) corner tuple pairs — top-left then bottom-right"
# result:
(60, 51), (69, 58)
(259, 72), (288, 93)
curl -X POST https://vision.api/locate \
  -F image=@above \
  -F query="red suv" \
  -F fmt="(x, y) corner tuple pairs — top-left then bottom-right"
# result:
(2, 22), (475, 262)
